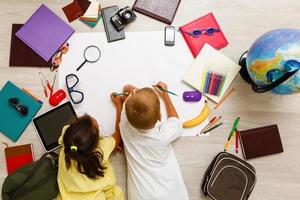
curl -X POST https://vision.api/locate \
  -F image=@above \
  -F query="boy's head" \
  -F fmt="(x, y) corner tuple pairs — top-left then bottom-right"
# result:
(125, 87), (160, 130)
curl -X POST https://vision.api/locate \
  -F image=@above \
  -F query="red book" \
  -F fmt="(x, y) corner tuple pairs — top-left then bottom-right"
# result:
(179, 12), (228, 58)
(5, 144), (34, 175)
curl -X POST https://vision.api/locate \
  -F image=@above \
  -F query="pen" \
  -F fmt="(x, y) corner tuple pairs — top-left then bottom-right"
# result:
(203, 122), (223, 134)
(224, 131), (236, 152)
(152, 85), (178, 96)
(235, 130), (239, 154)
(227, 117), (240, 141)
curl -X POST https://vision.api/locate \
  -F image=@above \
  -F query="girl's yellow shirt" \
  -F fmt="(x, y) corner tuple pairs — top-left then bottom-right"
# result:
(56, 126), (124, 200)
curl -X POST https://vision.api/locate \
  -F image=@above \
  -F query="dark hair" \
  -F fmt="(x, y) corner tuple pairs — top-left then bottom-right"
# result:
(63, 115), (106, 179)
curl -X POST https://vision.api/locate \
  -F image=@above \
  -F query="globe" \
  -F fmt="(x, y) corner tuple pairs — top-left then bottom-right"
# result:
(244, 28), (300, 94)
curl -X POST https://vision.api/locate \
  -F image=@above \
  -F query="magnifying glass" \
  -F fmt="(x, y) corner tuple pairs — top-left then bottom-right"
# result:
(76, 45), (101, 71)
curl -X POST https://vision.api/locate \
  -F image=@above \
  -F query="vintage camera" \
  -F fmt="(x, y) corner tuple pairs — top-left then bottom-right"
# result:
(110, 6), (137, 31)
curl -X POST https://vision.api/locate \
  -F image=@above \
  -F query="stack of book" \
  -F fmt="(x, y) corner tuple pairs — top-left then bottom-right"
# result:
(63, 0), (101, 28)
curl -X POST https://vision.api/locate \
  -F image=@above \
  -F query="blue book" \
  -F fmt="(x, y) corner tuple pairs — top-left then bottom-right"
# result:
(0, 81), (42, 142)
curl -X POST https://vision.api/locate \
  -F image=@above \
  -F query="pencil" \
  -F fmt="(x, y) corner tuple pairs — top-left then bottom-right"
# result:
(214, 87), (235, 109)
(22, 88), (43, 104)
(114, 92), (129, 96)
(152, 85), (178, 96)
(201, 116), (222, 133)
(203, 122), (223, 134)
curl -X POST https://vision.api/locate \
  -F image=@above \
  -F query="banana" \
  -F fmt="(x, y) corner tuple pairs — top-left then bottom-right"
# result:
(183, 100), (211, 128)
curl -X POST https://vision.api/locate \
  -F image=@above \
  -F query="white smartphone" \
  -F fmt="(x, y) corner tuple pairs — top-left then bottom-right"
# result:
(165, 26), (175, 46)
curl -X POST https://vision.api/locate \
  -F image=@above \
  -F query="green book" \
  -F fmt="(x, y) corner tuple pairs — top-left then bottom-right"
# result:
(0, 81), (42, 141)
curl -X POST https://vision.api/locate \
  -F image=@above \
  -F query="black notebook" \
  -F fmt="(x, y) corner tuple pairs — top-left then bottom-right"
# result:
(101, 6), (125, 42)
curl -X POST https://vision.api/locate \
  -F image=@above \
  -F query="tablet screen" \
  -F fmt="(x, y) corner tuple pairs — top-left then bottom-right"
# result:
(33, 102), (77, 151)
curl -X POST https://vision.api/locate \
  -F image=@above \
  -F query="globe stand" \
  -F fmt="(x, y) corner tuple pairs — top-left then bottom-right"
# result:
(238, 51), (254, 84)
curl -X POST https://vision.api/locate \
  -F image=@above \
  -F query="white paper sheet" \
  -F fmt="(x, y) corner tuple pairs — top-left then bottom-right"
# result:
(58, 32), (209, 136)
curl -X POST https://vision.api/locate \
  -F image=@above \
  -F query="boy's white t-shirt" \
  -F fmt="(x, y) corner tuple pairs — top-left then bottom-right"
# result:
(120, 111), (189, 200)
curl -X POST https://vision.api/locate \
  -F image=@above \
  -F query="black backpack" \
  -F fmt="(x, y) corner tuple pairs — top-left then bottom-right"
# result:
(202, 152), (256, 200)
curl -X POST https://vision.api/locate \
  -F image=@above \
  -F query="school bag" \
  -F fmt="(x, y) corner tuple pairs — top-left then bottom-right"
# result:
(201, 152), (256, 200)
(2, 151), (59, 200)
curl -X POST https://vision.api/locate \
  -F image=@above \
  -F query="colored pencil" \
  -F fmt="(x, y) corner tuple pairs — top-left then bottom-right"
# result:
(214, 87), (235, 109)
(152, 85), (178, 96)
(201, 116), (222, 133)
(22, 88), (43, 104)
(203, 122), (223, 134)
(114, 92), (129, 96)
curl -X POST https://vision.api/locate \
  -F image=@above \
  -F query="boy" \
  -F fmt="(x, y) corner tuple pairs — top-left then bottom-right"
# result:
(119, 81), (189, 200)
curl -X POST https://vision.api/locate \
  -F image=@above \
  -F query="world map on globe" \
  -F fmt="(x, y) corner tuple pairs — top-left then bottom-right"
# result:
(246, 29), (300, 94)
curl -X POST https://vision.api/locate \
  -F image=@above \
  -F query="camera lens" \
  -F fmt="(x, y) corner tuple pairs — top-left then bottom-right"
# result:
(124, 11), (132, 19)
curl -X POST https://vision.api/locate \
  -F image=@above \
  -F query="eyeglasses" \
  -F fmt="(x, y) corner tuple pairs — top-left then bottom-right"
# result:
(179, 27), (220, 38)
(65, 74), (84, 104)
(8, 97), (28, 116)
(50, 43), (70, 71)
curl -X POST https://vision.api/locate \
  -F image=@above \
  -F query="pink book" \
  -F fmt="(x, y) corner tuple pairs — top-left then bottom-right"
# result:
(179, 12), (228, 58)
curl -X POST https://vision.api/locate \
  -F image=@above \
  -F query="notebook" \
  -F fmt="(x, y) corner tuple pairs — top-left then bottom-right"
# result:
(101, 6), (125, 42)
(77, 0), (92, 14)
(80, 0), (100, 22)
(9, 24), (51, 67)
(179, 12), (228, 58)
(16, 4), (74, 62)
(62, 0), (83, 22)
(182, 44), (240, 103)
(0, 81), (42, 142)
(133, 0), (181, 24)
(5, 144), (34, 175)
(239, 125), (284, 159)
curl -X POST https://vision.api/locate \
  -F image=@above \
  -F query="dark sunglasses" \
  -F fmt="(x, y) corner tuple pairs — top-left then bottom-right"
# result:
(65, 74), (84, 104)
(179, 27), (220, 38)
(8, 97), (28, 116)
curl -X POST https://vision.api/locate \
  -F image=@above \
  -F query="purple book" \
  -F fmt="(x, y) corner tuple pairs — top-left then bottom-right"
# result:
(16, 4), (74, 62)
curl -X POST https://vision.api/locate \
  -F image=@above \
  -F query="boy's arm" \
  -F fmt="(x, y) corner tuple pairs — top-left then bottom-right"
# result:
(154, 81), (179, 119)
(111, 93), (123, 150)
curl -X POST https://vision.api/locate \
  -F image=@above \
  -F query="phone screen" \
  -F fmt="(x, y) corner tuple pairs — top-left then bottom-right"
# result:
(165, 26), (175, 45)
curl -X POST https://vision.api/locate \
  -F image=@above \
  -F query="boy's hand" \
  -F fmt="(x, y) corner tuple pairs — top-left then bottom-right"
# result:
(153, 81), (169, 99)
(111, 93), (123, 110)
(123, 84), (137, 94)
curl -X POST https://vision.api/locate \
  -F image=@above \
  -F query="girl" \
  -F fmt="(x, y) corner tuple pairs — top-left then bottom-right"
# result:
(56, 94), (124, 200)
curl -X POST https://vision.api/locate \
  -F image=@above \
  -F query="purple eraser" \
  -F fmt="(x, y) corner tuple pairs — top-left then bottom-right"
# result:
(183, 91), (202, 102)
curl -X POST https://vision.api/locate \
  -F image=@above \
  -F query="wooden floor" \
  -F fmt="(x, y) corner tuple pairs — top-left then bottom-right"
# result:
(1, 0), (300, 199)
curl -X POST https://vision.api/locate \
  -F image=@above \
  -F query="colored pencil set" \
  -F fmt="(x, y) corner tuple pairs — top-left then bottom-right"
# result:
(201, 70), (226, 96)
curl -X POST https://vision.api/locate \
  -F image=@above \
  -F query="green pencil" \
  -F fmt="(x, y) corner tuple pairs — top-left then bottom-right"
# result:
(152, 85), (178, 96)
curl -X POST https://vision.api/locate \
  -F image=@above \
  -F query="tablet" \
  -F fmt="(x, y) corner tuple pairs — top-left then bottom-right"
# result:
(33, 102), (77, 152)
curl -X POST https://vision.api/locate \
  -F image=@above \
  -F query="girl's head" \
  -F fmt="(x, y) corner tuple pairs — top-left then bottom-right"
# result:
(63, 115), (106, 179)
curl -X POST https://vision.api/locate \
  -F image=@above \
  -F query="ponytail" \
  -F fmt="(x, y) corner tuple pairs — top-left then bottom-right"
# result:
(63, 115), (106, 179)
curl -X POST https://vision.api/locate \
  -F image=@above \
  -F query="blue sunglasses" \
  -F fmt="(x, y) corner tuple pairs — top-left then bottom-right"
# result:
(266, 60), (300, 82)
(179, 27), (220, 38)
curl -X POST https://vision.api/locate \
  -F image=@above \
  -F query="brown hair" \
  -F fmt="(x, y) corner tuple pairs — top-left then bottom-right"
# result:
(125, 87), (160, 130)
(63, 115), (106, 179)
